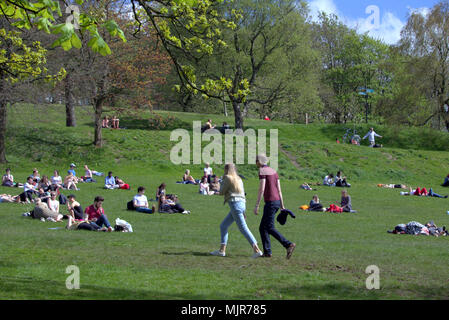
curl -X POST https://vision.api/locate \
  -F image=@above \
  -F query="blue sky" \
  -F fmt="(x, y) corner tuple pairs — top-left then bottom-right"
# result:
(306, 0), (440, 44)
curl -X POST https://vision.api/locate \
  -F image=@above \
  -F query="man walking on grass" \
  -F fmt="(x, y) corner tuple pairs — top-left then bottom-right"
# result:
(254, 154), (296, 259)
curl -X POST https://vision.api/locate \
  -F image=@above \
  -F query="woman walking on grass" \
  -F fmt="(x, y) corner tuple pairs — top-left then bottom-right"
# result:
(211, 164), (263, 258)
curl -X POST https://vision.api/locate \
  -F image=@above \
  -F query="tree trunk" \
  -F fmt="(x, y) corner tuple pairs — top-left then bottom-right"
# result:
(0, 98), (7, 163)
(93, 98), (103, 147)
(232, 100), (244, 129)
(65, 71), (76, 127)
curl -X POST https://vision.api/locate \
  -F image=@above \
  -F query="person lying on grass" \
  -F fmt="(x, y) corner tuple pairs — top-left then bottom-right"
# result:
(84, 196), (113, 232)
(133, 186), (156, 214)
(400, 187), (448, 198)
(0, 194), (20, 203)
(388, 221), (447, 237)
(158, 194), (190, 214)
(377, 183), (407, 189)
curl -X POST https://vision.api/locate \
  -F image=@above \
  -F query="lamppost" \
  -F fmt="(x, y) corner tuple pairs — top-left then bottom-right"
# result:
(358, 87), (374, 123)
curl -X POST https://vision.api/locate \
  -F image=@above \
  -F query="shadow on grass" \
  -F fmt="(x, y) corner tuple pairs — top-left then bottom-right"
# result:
(0, 276), (209, 300)
(161, 251), (211, 257)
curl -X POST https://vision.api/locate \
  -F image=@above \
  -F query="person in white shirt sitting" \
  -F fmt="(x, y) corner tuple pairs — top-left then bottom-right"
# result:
(133, 187), (156, 214)
(199, 177), (215, 195)
(323, 174), (335, 187)
(204, 163), (213, 183)
(51, 170), (63, 190)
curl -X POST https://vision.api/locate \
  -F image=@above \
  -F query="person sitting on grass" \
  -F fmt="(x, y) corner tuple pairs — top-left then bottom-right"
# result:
(156, 183), (166, 201)
(102, 116), (110, 128)
(323, 173), (335, 187)
(442, 174), (449, 187)
(133, 187), (156, 214)
(64, 172), (79, 190)
(84, 196), (113, 232)
(111, 115), (120, 129)
(38, 175), (51, 192)
(19, 177), (37, 203)
(36, 187), (51, 203)
(29, 168), (41, 184)
(183, 169), (198, 185)
(158, 194), (190, 214)
(32, 198), (63, 222)
(204, 162), (213, 183)
(82, 165), (96, 183)
(68, 164), (77, 177)
(209, 176), (221, 195)
(50, 170), (63, 191)
(335, 171), (351, 188)
(2, 168), (17, 187)
(340, 190), (354, 212)
(47, 192), (60, 214)
(308, 195), (325, 212)
(104, 171), (119, 189)
(67, 194), (84, 220)
(115, 176), (130, 190)
(199, 177), (214, 195)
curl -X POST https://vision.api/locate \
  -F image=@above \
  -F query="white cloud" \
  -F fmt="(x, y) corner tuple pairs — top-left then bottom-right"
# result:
(407, 6), (431, 17)
(308, 0), (405, 45)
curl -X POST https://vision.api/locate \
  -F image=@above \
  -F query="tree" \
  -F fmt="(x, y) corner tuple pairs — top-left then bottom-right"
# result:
(399, 1), (449, 130)
(0, 28), (65, 162)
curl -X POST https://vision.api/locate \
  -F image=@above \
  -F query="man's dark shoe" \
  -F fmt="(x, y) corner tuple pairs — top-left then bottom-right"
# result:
(263, 253), (272, 258)
(286, 243), (296, 260)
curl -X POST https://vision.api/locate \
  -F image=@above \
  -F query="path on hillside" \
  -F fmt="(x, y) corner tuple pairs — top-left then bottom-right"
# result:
(280, 146), (302, 170)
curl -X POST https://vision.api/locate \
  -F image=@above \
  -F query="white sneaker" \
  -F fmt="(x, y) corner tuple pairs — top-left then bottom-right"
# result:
(251, 251), (263, 259)
(40, 217), (45, 222)
(210, 250), (225, 257)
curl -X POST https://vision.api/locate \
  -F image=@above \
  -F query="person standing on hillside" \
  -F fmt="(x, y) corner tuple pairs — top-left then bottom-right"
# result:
(363, 128), (382, 147)
(254, 154), (296, 259)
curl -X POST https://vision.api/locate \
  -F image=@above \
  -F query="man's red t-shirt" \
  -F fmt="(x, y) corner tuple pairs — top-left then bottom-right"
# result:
(259, 166), (280, 202)
(84, 204), (104, 220)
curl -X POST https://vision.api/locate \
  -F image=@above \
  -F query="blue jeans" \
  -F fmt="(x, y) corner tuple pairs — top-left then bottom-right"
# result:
(220, 201), (257, 246)
(136, 207), (154, 214)
(90, 215), (111, 229)
(259, 201), (292, 255)
(429, 188), (445, 198)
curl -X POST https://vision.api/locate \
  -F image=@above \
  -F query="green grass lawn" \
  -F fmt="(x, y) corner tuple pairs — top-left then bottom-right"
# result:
(0, 104), (448, 300)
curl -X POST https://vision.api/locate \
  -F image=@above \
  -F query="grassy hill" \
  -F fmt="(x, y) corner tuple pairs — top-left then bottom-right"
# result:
(0, 104), (448, 299)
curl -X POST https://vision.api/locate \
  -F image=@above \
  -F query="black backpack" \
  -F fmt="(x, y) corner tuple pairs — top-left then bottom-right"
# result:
(127, 200), (135, 210)
(59, 193), (68, 205)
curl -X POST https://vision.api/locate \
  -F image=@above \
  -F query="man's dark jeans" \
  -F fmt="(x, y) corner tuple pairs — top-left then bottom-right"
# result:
(259, 200), (292, 255)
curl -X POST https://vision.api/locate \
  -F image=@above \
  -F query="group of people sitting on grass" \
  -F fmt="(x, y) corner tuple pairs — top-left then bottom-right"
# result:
(0, 164), (110, 204)
(323, 171), (351, 187)
(102, 115), (120, 129)
(104, 171), (130, 190)
(300, 190), (356, 213)
(127, 185), (191, 215)
(388, 220), (447, 237)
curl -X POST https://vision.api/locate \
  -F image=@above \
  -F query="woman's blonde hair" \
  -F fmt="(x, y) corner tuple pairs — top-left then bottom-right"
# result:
(224, 163), (243, 194)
